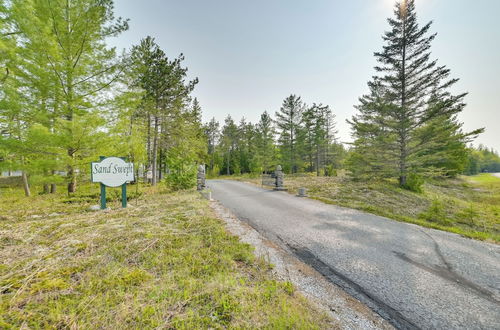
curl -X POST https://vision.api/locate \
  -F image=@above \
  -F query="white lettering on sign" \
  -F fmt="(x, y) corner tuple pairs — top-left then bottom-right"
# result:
(91, 157), (134, 187)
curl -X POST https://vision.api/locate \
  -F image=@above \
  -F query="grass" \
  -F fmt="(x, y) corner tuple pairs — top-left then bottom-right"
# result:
(229, 172), (500, 243)
(0, 177), (332, 328)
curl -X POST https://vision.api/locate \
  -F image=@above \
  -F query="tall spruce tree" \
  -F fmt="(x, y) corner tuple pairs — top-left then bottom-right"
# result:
(220, 115), (239, 175)
(275, 95), (304, 173)
(349, 0), (482, 187)
(255, 111), (276, 173)
(204, 117), (220, 173)
(303, 103), (330, 175)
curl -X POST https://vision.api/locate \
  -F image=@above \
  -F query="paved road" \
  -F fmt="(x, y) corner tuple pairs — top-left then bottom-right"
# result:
(208, 180), (500, 330)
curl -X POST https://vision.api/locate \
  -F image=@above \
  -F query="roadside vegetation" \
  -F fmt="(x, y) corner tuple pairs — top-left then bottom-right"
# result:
(230, 172), (500, 243)
(0, 178), (331, 328)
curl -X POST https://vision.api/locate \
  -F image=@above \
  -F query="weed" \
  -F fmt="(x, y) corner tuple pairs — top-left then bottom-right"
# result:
(419, 199), (452, 225)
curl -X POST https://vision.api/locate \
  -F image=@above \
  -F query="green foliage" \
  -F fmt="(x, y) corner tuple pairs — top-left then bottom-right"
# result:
(348, 0), (483, 186)
(275, 95), (305, 174)
(166, 163), (197, 190)
(254, 111), (277, 173)
(219, 115), (240, 175)
(418, 199), (451, 225)
(402, 173), (424, 193)
(130, 36), (200, 186)
(207, 97), (343, 177)
(464, 145), (500, 175)
(0, 0), (128, 195)
(457, 204), (479, 226)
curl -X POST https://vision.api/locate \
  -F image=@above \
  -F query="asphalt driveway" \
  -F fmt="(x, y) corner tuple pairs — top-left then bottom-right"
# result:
(208, 180), (500, 329)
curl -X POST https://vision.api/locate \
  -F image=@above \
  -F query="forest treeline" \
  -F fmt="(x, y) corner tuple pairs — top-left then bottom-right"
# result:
(204, 95), (345, 177)
(0, 0), (498, 198)
(465, 146), (500, 175)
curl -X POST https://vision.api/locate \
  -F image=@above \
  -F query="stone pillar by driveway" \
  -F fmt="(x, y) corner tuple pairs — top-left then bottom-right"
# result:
(197, 165), (206, 191)
(274, 165), (286, 191)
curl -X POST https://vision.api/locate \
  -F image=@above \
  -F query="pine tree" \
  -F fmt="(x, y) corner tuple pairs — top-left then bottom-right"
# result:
(220, 115), (239, 175)
(301, 104), (338, 176)
(3, 0), (129, 193)
(236, 118), (255, 173)
(204, 118), (220, 174)
(131, 36), (197, 185)
(255, 111), (276, 173)
(275, 95), (304, 173)
(349, 0), (482, 187)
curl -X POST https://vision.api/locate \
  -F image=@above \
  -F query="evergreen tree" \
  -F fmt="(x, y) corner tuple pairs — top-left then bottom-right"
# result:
(4, 0), (129, 193)
(275, 95), (304, 173)
(162, 98), (206, 189)
(204, 118), (220, 174)
(237, 118), (255, 173)
(0, 0), (128, 194)
(349, 0), (482, 187)
(131, 36), (197, 185)
(255, 111), (276, 173)
(220, 115), (239, 175)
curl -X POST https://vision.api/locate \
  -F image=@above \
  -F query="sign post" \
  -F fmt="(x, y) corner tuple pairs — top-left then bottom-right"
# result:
(91, 156), (134, 210)
(121, 183), (127, 208)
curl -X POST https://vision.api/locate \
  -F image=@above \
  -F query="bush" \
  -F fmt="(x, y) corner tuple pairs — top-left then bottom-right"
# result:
(418, 199), (452, 225)
(166, 166), (197, 190)
(324, 165), (337, 177)
(456, 204), (479, 225)
(402, 172), (424, 193)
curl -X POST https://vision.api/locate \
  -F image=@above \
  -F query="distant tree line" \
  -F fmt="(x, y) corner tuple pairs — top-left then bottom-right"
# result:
(464, 146), (500, 175)
(204, 95), (346, 176)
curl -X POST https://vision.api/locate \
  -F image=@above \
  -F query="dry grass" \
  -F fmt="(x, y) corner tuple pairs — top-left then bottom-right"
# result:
(0, 179), (332, 328)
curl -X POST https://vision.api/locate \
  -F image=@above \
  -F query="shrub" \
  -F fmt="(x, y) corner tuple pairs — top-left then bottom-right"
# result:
(456, 204), (479, 225)
(418, 199), (452, 225)
(402, 172), (424, 193)
(166, 167), (197, 190)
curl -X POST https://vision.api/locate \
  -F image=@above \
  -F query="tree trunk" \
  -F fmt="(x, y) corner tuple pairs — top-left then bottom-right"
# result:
(316, 145), (320, 176)
(158, 148), (163, 180)
(43, 184), (50, 194)
(67, 148), (76, 193)
(146, 112), (151, 182)
(399, 175), (407, 186)
(50, 184), (57, 194)
(151, 116), (159, 185)
(67, 169), (76, 193)
(22, 171), (31, 197)
(398, 15), (408, 187)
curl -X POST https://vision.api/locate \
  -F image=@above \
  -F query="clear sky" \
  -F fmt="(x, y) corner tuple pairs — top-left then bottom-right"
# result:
(109, 0), (500, 152)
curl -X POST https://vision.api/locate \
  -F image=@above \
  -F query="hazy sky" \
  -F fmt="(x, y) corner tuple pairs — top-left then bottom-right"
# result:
(109, 0), (500, 151)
